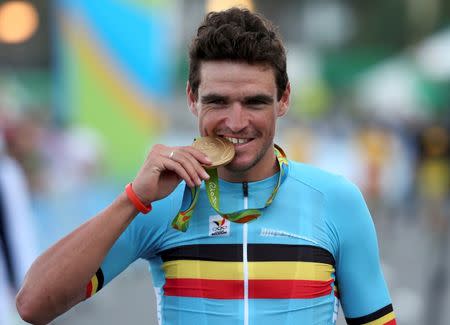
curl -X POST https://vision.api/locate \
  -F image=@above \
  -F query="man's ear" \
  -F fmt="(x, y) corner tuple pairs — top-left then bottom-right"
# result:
(277, 82), (291, 117)
(186, 81), (198, 117)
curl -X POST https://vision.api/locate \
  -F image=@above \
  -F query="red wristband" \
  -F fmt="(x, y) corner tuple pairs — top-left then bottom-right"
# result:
(125, 183), (152, 214)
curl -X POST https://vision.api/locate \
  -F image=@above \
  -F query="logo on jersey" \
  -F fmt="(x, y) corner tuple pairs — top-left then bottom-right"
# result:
(209, 215), (230, 236)
(260, 228), (320, 245)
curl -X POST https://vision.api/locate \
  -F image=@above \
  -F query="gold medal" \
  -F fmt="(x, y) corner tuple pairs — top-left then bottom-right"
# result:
(192, 136), (235, 168)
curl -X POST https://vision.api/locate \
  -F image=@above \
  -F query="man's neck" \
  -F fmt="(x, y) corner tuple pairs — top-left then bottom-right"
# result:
(218, 151), (279, 183)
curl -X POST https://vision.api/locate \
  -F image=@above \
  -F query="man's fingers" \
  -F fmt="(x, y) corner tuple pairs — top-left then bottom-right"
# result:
(183, 146), (213, 166)
(176, 149), (210, 181)
(168, 148), (210, 184)
(162, 158), (195, 188)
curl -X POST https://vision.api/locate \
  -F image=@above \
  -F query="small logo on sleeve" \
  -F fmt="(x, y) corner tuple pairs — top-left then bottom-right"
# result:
(209, 215), (230, 236)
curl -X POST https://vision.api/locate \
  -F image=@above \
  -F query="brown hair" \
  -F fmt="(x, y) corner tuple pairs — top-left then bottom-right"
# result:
(188, 7), (288, 100)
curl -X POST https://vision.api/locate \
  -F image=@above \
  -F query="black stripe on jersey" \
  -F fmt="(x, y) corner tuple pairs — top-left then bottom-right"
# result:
(345, 304), (394, 324)
(249, 244), (335, 264)
(159, 244), (335, 265)
(160, 244), (240, 262)
(96, 268), (105, 292)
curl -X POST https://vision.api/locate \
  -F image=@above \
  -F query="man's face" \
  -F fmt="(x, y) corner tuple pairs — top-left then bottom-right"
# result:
(187, 61), (290, 177)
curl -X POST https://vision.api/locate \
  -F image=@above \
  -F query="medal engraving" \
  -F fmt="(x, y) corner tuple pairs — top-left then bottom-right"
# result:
(193, 137), (235, 168)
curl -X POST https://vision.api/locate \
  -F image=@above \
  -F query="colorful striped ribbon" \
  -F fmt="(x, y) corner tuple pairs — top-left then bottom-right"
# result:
(171, 145), (288, 232)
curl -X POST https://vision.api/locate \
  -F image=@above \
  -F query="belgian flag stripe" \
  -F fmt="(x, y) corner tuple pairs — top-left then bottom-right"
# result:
(85, 268), (105, 298)
(91, 275), (99, 293)
(249, 279), (334, 299)
(383, 319), (397, 325)
(163, 278), (333, 299)
(159, 244), (334, 264)
(362, 312), (396, 325)
(85, 280), (93, 298)
(96, 268), (104, 291)
(346, 304), (395, 325)
(163, 260), (334, 281)
(164, 278), (243, 299)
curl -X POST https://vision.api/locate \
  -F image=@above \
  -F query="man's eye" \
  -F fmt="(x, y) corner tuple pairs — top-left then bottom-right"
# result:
(246, 100), (268, 107)
(205, 100), (227, 107)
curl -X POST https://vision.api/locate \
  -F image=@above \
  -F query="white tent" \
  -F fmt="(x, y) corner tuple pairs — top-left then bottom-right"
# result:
(354, 28), (450, 121)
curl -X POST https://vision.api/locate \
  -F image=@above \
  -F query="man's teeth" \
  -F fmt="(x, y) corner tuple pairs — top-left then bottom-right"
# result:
(224, 137), (250, 144)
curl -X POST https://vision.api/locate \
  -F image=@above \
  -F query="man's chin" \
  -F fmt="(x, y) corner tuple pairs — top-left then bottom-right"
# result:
(223, 159), (255, 173)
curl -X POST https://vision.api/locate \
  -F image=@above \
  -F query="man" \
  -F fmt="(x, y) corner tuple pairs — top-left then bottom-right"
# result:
(16, 7), (396, 325)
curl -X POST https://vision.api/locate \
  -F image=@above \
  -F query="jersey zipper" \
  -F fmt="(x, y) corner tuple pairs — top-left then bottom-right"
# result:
(242, 182), (249, 325)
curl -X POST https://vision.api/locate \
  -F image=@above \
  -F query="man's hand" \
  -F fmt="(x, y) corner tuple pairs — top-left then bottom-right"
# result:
(131, 144), (212, 205)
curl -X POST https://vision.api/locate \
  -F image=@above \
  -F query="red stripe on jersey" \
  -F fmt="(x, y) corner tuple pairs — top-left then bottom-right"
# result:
(85, 281), (93, 298)
(164, 278), (333, 299)
(249, 279), (333, 299)
(385, 319), (397, 325)
(164, 279), (244, 299)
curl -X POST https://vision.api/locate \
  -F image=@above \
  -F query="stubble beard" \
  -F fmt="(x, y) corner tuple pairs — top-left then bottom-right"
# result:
(224, 139), (273, 174)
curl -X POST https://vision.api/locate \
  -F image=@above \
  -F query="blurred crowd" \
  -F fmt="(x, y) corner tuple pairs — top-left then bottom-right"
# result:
(0, 107), (106, 195)
(283, 117), (450, 224)
(0, 101), (109, 323)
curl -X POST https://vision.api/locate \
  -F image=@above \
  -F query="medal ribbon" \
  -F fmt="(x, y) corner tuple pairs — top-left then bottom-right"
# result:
(171, 145), (289, 232)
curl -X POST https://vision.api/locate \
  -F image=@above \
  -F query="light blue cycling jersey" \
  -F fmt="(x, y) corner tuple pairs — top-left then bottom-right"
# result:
(92, 160), (396, 325)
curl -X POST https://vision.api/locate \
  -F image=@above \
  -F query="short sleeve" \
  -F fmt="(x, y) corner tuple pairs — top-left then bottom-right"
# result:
(96, 184), (184, 291)
(327, 178), (396, 324)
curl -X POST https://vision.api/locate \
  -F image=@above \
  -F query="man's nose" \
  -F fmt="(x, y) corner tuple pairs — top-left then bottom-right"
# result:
(225, 102), (249, 132)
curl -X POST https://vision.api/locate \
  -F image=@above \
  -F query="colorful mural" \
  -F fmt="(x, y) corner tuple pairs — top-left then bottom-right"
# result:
(55, 0), (175, 178)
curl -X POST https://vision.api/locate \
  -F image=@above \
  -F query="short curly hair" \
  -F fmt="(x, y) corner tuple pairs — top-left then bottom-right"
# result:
(188, 7), (288, 100)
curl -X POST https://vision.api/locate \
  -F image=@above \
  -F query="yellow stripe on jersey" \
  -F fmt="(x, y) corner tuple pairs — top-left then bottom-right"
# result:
(163, 260), (242, 280)
(85, 269), (105, 298)
(91, 274), (99, 294)
(363, 312), (396, 325)
(249, 261), (334, 281)
(163, 260), (334, 281)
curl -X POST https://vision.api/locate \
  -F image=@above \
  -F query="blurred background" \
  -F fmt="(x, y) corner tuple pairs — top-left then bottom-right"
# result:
(0, 0), (449, 324)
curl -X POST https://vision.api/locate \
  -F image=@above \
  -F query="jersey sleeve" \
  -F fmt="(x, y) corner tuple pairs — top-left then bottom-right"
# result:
(85, 185), (184, 298)
(327, 177), (396, 325)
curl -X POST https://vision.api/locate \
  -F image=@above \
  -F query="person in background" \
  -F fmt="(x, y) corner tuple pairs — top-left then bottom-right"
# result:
(417, 124), (450, 325)
(0, 130), (37, 324)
